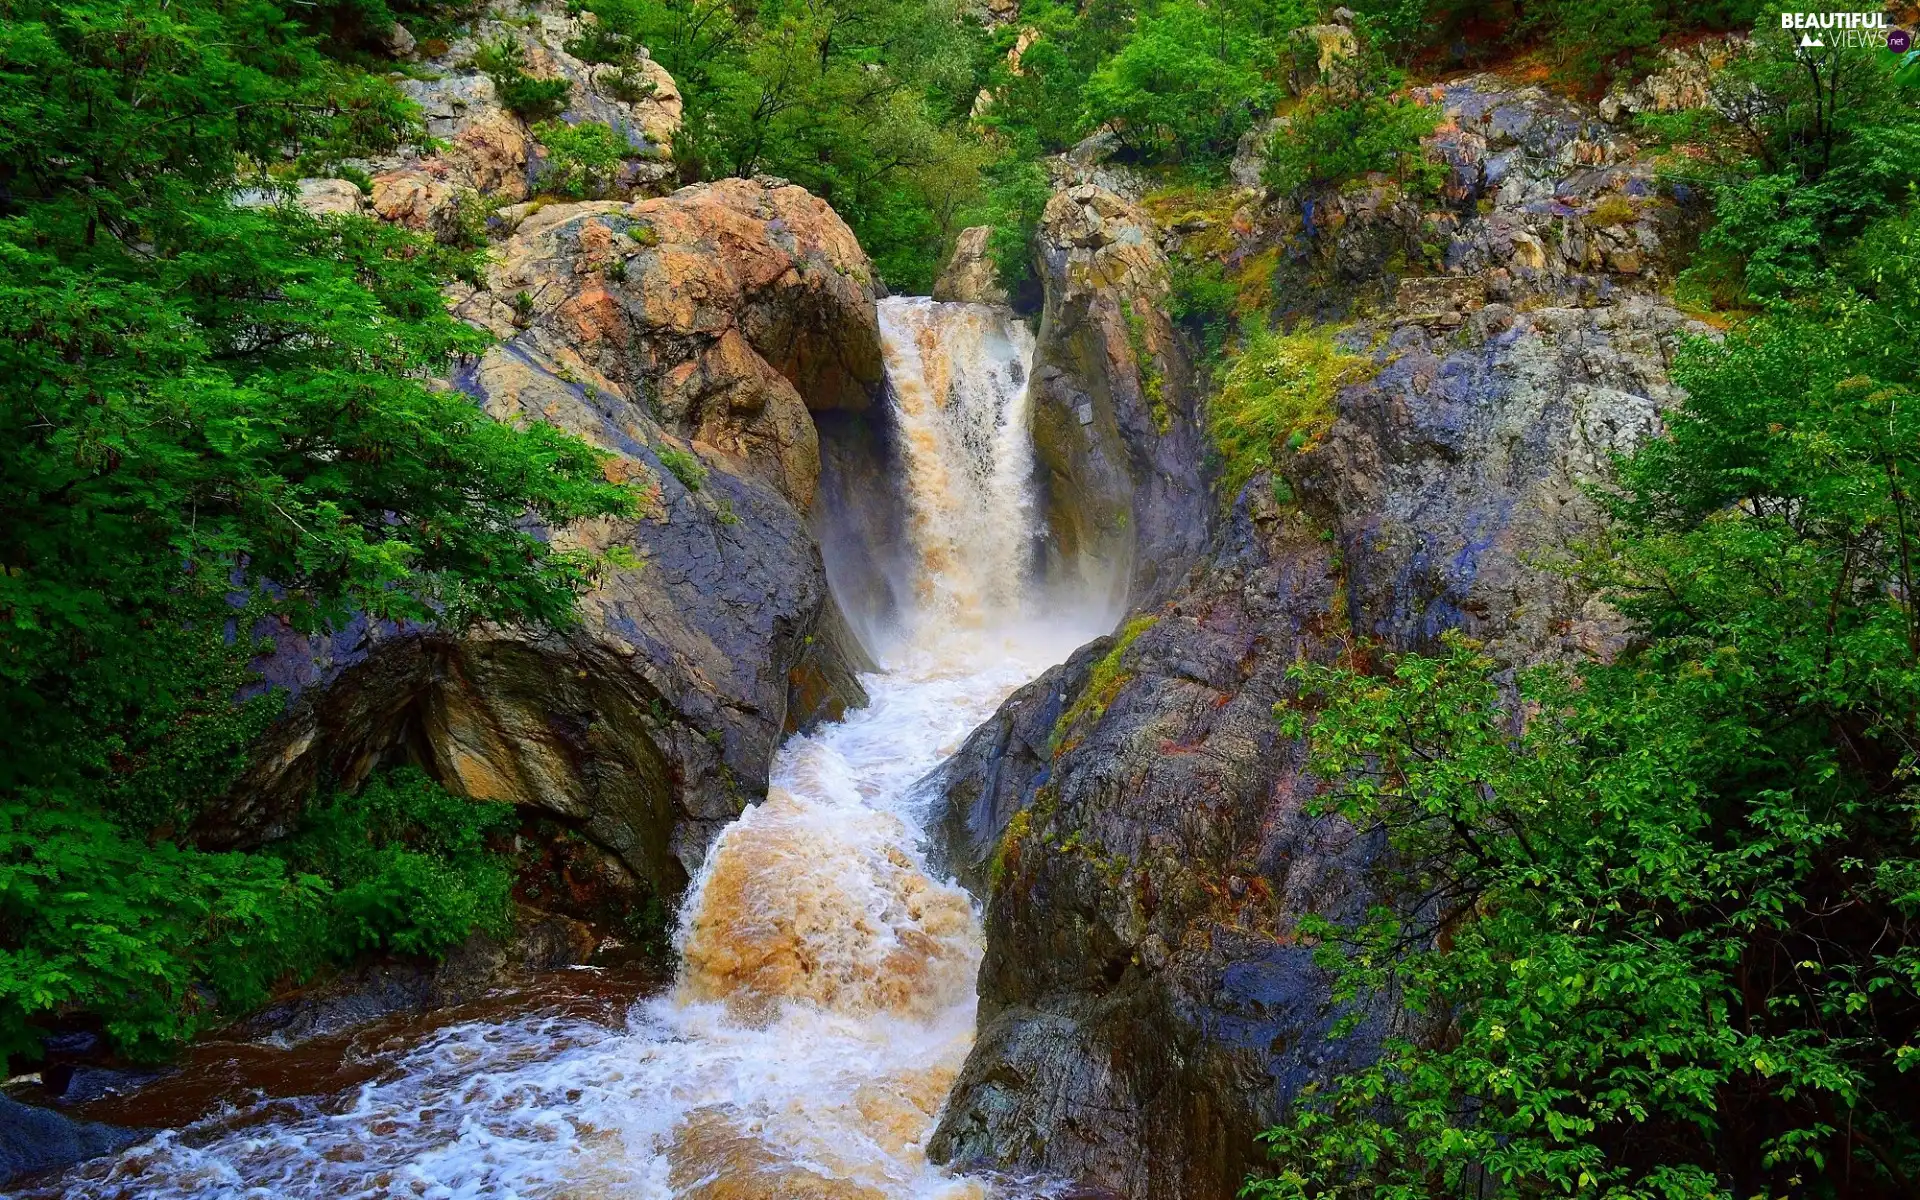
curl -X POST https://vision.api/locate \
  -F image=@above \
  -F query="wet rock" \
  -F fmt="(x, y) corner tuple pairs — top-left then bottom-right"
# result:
(932, 494), (1389, 1198)
(926, 638), (1106, 893)
(45, 1066), (176, 1107)
(237, 907), (597, 1045)
(1029, 185), (1212, 611)
(211, 179), (887, 900)
(0, 1095), (143, 1188)
(1300, 296), (1689, 662)
(933, 226), (1008, 306)
(935, 75), (1701, 1197)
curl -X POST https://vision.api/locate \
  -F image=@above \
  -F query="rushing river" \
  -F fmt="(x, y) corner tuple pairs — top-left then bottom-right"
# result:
(29, 298), (1104, 1200)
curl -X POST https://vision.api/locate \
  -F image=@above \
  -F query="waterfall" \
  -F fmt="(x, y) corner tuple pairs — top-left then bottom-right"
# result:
(877, 297), (1039, 633)
(38, 301), (1099, 1200)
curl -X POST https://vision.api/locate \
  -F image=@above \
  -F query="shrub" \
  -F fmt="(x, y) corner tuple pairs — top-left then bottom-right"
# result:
(1249, 201), (1920, 1200)
(656, 445), (707, 490)
(1208, 323), (1372, 501)
(977, 153), (1052, 299)
(1080, 3), (1278, 162)
(1587, 192), (1638, 227)
(1263, 88), (1441, 198)
(275, 768), (517, 960)
(1170, 257), (1240, 359)
(534, 119), (628, 198)
(473, 37), (573, 122)
(0, 769), (517, 1061)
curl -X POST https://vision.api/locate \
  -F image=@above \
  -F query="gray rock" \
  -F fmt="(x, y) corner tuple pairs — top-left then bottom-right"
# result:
(933, 77), (1704, 1198)
(207, 181), (889, 909)
(1028, 185), (1213, 613)
(933, 226), (1009, 306)
(0, 1095), (143, 1188)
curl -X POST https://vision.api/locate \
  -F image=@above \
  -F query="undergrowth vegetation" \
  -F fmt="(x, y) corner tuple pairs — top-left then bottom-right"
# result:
(1208, 324), (1372, 502)
(0, 0), (630, 1062)
(1245, 7), (1920, 1196)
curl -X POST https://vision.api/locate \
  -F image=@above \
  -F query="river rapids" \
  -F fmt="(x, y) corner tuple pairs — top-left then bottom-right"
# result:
(29, 298), (1103, 1200)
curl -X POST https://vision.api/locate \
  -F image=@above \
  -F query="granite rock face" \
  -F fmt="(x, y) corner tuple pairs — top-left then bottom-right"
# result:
(933, 225), (1010, 305)
(931, 73), (1706, 1198)
(1028, 184), (1213, 612)
(930, 492), (1387, 1198)
(211, 178), (890, 907)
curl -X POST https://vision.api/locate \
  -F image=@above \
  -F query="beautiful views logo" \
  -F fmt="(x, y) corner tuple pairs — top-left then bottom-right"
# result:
(1779, 9), (1905, 50)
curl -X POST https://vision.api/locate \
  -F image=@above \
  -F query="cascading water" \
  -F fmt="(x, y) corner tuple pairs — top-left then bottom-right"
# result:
(876, 298), (1038, 627)
(33, 297), (1101, 1200)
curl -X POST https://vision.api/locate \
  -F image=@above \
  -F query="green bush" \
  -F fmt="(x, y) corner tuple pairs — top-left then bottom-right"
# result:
(1249, 202), (1920, 1200)
(0, 0), (629, 1062)
(1208, 322), (1371, 501)
(1672, 13), (1920, 308)
(1080, 3), (1280, 162)
(1170, 257), (1239, 359)
(656, 445), (708, 491)
(276, 768), (517, 960)
(474, 37), (573, 122)
(1263, 88), (1441, 198)
(0, 769), (516, 1061)
(977, 153), (1053, 299)
(534, 119), (629, 198)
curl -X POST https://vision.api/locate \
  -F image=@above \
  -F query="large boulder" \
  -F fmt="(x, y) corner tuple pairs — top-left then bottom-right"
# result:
(929, 492), (1384, 1198)
(0, 1095), (142, 1189)
(1027, 184), (1212, 612)
(933, 226), (1009, 305)
(206, 179), (888, 909)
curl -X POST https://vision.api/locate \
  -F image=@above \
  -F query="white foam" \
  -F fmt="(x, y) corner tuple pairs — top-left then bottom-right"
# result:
(44, 301), (1104, 1200)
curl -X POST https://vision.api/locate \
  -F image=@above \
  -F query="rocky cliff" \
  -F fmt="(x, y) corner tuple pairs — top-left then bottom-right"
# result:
(1027, 185), (1215, 612)
(201, 18), (901, 930)
(930, 67), (1711, 1198)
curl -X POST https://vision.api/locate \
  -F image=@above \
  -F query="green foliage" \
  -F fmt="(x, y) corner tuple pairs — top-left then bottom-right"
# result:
(535, 119), (630, 198)
(1249, 201), (1920, 1199)
(1678, 7), (1920, 306)
(1209, 323), (1371, 501)
(274, 769), (516, 960)
(1170, 256), (1242, 359)
(0, 0), (630, 1060)
(1, 768), (516, 1062)
(1080, 2), (1282, 162)
(1051, 614), (1158, 752)
(585, 0), (985, 291)
(1339, 0), (1760, 76)
(656, 445), (708, 491)
(474, 36), (574, 122)
(976, 153), (1053, 298)
(1263, 83), (1441, 198)
(0, 794), (326, 1061)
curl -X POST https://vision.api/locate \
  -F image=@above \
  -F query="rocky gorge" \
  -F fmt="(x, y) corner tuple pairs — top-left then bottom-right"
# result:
(12, 9), (1732, 1198)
